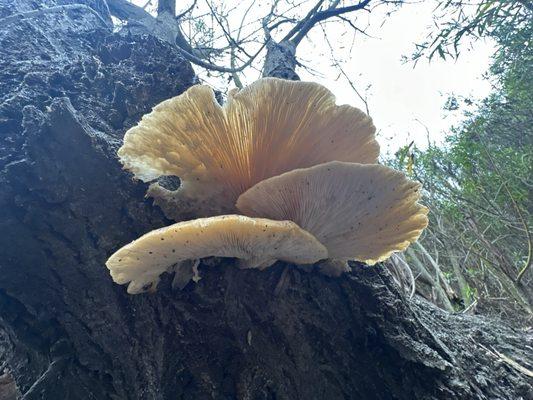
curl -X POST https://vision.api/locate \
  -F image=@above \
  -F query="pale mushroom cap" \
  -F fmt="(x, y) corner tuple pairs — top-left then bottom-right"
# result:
(106, 215), (327, 294)
(118, 78), (378, 217)
(236, 161), (429, 265)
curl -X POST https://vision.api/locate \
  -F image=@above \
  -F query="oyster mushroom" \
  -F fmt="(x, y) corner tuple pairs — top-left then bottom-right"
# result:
(237, 161), (428, 267)
(106, 215), (327, 294)
(118, 78), (378, 218)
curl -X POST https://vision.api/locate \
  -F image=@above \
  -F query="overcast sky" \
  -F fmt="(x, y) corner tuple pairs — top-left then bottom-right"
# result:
(295, 2), (494, 155)
(134, 0), (494, 154)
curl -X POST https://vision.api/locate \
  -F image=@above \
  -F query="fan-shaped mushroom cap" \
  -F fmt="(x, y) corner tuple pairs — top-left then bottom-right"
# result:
(236, 161), (428, 265)
(106, 215), (327, 294)
(118, 78), (378, 218)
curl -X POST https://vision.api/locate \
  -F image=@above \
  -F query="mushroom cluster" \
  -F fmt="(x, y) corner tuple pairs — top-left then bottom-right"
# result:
(107, 78), (428, 294)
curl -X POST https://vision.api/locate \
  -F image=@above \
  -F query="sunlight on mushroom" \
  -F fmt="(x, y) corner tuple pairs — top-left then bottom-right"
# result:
(118, 78), (378, 218)
(236, 161), (429, 265)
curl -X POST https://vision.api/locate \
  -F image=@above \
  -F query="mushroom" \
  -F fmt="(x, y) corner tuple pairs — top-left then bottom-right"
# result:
(106, 215), (327, 294)
(236, 161), (428, 266)
(118, 78), (378, 219)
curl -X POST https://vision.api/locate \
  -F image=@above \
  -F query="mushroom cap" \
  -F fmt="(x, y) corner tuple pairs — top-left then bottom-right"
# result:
(236, 161), (428, 265)
(106, 215), (327, 294)
(118, 78), (378, 217)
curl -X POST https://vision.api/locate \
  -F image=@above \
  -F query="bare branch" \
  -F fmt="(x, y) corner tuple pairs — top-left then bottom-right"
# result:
(282, 0), (325, 42)
(175, 42), (266, 73)
(141, 0), (152, 10)
(336, 15), (376, 38)
(176, 0), (198, 19)
(108, 0), (255, 72)
(107, 0), (154, 22)
(205, 0), (252, 58)
(320, 23), (370, 114)
(289, 0), (373, 45)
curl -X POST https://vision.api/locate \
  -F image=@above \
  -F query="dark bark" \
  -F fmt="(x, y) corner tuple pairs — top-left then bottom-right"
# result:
(262, 40), (300, 80)
(157, 0), (175, 15)
(0, 1), (531, 399)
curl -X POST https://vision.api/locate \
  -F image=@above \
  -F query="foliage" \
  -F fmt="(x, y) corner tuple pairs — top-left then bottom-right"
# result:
(414, 0), (532, 61)
(395, 0), (533, 318)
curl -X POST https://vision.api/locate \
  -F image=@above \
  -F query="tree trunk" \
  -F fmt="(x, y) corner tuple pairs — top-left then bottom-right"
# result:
(262, 40), (300, 80)
(0, 2), (531, 399)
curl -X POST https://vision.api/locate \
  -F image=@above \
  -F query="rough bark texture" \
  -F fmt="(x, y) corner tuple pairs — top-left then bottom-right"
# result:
(262, 40), (300, 80)
(0, 1), (532, 399)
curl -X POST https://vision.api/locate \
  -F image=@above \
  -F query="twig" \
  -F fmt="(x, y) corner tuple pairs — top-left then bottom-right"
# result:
(478, 343), (533, 378)
(175, 42), (266, 73)
(391, 253), (416, 299)
(320, 24), (370, 114)
(176, 0), (198, 19)
(461, 298), (478, 314)
(142, 0), (152, 10)
(289, 0), (372, 45)
(107, 0), (266, 74)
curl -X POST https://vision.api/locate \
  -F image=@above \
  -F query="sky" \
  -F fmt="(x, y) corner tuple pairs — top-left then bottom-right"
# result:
(295, 2), (495, 155)
(132, 0), (495, 154)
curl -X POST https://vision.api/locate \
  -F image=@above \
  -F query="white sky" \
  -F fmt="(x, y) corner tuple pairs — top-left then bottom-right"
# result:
(295, 2), (495, 155)
(132, 1), (495, 154)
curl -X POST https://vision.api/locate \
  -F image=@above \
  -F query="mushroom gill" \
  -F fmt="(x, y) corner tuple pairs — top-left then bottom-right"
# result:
(118, 78), (378, 219)
(236, 161), (429, 266)
(106, 215), (327, 294)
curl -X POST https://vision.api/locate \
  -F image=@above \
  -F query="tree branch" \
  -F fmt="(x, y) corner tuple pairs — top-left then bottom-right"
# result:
(107, 0), (154, 22)
(176, 0), (198, 19)
(289, 0), (372, 45)
(281, 0), (325, 42)
(107, 0), (266, 74)
(175, 42), (266, 73)
(157, 0), (176, 15)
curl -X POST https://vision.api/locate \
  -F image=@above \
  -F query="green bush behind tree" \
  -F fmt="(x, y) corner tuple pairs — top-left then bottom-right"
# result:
(391, 0), (532, 319)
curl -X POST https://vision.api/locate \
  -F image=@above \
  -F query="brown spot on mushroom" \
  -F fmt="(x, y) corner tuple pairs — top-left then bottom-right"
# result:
(236, 161), (428, 265)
